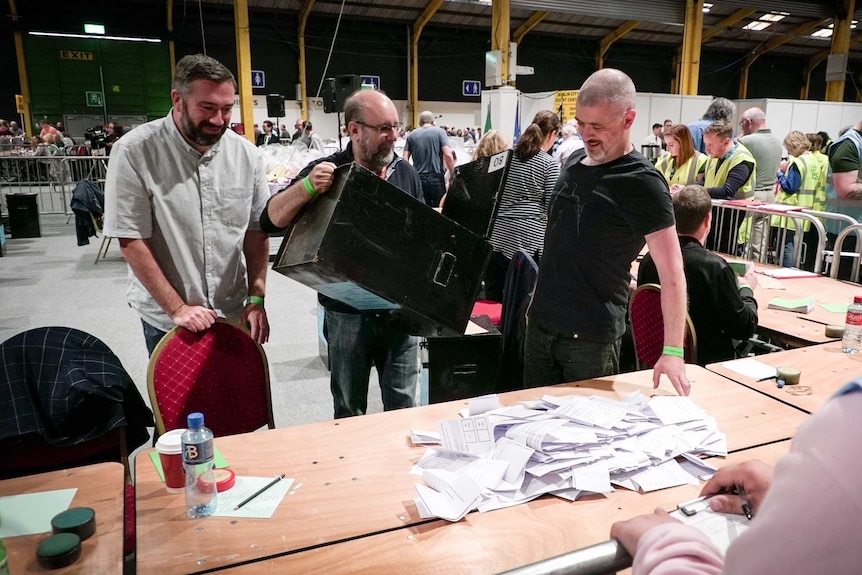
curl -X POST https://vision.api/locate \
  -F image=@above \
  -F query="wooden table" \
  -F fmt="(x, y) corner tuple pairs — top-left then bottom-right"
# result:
(217, 440), (793, 574)
(135, 366), (807, 575)
(707, 341), (862, 413)
(1, 462), (125, 574)
(752, 270), (861, 346)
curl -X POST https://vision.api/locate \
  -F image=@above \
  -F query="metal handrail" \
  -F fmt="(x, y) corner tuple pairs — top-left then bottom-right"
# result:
(497, 540), (632, 575)
(830, 223), (862, 282)
(710, 200), (827, 273)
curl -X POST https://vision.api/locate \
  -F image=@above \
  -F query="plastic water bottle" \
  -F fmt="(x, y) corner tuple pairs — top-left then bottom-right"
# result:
(181, 412), (217, 518)
(0, 536), (8, 575)
(841, 296), (862, 353)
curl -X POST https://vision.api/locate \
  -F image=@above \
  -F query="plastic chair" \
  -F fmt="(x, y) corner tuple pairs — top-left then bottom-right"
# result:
(629, 283), (698, 369)
(147, 319), (274, 437)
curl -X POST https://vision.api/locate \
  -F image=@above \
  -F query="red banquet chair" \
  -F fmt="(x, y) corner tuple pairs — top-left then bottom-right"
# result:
(147, 319), (274, 437)
(629, 283), (698, 369)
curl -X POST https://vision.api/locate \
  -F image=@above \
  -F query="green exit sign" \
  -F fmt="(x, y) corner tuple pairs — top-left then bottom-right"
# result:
(86, 91), (103, 107)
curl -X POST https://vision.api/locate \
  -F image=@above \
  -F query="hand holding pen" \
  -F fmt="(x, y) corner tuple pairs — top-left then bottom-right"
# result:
(699, 460), (773, 518)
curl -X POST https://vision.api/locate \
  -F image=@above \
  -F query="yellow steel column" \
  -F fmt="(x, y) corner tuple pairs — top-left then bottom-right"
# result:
(491, 0), (510, 85)
(167, 0), (176, 79)
(9, 0), (32, 136)
(679, 0), (704, 96)
(412, 0), (444, 127)
(513, 11), (548, 44)
(826, 0), (856, 102)
(234, 0), (255, 144)
(299, 0), (316, 121)
(597, 22), (639, 70)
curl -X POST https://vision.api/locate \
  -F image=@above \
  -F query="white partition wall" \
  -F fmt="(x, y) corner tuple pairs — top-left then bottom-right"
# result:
(733, 98), (862, 143)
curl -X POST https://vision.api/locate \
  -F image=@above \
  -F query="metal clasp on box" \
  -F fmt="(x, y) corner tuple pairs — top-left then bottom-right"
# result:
(432, 251), (456, 287)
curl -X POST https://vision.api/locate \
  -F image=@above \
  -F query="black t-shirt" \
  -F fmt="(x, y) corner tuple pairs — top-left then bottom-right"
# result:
(529, 150), (675, 342)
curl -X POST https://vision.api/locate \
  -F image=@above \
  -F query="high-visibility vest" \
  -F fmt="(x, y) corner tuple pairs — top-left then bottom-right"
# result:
(656, 152), (708, 186)
(771, 154), (820, 231)
(704, 143), (756, 200)
(810, 151), (829, 211)
(825, 129), (862, 234)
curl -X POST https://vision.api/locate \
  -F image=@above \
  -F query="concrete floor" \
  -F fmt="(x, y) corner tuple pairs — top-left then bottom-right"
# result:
(0, 213), (386, 463)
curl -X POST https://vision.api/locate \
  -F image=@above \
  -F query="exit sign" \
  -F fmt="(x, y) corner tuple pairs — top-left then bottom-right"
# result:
(61, 50), (94, 61)
(86, 91), (103, 107)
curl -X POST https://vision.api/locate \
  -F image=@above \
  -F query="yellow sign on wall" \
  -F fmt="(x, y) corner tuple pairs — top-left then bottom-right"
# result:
(554, 90), (578, 123)
(60, 50), (94, 61)
(15, 94), (25, 113)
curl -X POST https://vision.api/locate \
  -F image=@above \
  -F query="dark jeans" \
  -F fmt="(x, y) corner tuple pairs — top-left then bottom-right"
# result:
(523, 321), (621, 388)
(142, 320), (168, 356)
(419, 173), (446, 208)
(324, 308), (420, 418)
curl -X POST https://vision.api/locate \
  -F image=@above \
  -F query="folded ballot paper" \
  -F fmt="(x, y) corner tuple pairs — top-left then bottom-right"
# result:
(410, 392), (726, 522)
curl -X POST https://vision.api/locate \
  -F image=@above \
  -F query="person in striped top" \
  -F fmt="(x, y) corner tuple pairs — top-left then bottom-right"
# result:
(485, 110), (561, 301)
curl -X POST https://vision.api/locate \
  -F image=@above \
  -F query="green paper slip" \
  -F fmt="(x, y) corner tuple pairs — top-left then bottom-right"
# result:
(149, 447), (230, 482)
(0, 488), (77, 538)
(819, 303), (848, 314)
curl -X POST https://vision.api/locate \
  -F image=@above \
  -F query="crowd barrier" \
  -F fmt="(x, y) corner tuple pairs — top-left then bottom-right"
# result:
(706, 200), (860, 276)
(0, 154), (108, 215)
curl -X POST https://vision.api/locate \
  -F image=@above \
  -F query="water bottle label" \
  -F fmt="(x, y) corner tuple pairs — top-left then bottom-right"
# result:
(183, 440), (214, 465)
(847, 312), (862, 326)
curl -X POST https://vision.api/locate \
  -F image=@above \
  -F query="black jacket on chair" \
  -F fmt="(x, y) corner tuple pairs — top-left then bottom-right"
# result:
(70, 180), (104, 246)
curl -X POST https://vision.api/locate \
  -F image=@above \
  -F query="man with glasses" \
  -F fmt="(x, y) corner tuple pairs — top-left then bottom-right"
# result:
(403, 110), (456, 207)
(261, 89), (423, 418)
(525, 68), (690, 396)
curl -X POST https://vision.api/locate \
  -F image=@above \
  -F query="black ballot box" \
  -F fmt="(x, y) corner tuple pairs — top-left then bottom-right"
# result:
(273, 154), (511, 336)
(423, 315), (502, 404)
(6, 193), (41, 238)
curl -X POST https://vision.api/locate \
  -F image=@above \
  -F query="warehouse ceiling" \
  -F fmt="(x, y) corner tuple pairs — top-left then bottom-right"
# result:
(160, 0), (862, 62)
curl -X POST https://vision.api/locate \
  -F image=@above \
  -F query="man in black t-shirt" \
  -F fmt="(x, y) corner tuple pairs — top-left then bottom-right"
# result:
(824, 119), (862, 278)
(525, 68), (690, 395)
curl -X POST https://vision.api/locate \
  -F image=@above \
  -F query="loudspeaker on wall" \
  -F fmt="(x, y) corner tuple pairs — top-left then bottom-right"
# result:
(266, 94), (285, 117)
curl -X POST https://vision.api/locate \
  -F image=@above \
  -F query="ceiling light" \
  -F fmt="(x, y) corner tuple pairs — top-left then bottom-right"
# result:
(30, 31), (161, 43)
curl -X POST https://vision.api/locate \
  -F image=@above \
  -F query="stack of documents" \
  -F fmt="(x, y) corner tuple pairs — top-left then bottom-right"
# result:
(410, 391), (725, 522)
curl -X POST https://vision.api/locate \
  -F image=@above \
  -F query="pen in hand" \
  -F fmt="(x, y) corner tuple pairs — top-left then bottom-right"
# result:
(735, 484), (753, 520)
(234, 474), (285, 510)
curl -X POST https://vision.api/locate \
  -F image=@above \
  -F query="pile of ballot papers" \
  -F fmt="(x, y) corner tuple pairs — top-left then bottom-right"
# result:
(409, 391), (726, 522)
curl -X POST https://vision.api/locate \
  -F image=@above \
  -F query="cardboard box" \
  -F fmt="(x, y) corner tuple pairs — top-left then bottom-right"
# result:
(272, 153), (511, 336)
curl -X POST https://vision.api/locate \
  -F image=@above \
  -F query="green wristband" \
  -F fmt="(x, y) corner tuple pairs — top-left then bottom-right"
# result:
(662, 345), (684, 357)
(303, 176), (318, 197)
(245, 295), (265, 307)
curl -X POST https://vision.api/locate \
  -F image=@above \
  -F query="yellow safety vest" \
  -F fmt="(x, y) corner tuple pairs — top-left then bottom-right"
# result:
(704, 143), (756, 200)
(655, 152), (708, 186)
(810, 151), (829, 212)
(771, 154), (821, 231)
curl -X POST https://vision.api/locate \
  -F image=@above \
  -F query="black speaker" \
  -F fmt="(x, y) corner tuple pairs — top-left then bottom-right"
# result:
(266, 94), (285, 117)
(322, 78), (336, 113)
(334, 75), (361, 113)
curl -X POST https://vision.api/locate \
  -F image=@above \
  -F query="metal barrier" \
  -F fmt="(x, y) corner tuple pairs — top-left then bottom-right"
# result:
(830, 223), (862, 282)
(0, 154), (108, 215)
(497, 540), (631, 575)
(708, 200), (828, 273)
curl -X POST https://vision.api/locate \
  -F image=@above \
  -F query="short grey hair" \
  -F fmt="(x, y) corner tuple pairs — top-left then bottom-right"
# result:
(419, 111), (435, 125)
(561, 124), (578, 137)
(702, 97), (735, 122)
(577, 68), (636, 112)
(173, 54), (236, 97)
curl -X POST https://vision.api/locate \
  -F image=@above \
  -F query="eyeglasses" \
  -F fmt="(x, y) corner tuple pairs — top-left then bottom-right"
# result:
(354, 120), (402, 135)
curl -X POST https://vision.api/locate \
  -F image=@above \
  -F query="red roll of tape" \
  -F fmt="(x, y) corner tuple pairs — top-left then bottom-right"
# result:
(197, 468), (236, 493)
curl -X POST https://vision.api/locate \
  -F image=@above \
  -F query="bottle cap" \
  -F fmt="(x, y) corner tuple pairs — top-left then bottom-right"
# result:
(187, 412), (204, 429)
(854, 296), (862, 304)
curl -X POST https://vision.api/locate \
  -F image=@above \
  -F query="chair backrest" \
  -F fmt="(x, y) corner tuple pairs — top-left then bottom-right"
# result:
(629, 284), (697, 369)
(147, 319), (274, 437)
